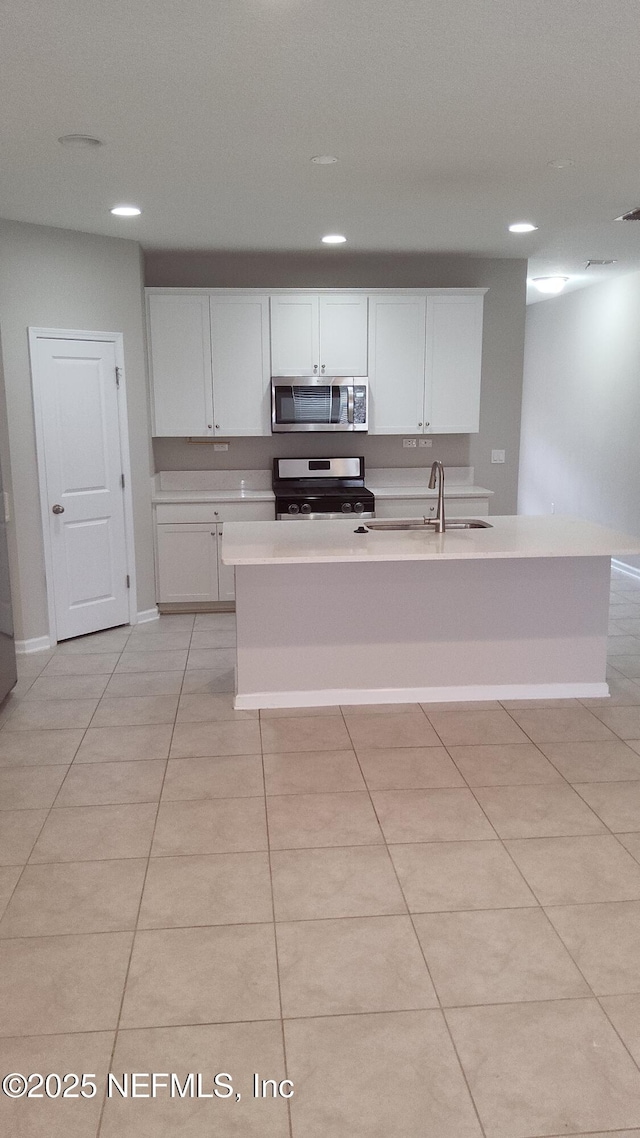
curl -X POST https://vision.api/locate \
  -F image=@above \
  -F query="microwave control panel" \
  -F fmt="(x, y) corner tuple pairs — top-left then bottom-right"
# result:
(353, 386), (367, 425)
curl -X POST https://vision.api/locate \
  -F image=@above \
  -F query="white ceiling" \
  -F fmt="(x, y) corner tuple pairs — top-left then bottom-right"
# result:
(2, 0), (640, 300)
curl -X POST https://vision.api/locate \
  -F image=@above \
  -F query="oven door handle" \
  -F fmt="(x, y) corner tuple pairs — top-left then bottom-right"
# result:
(347, 385), (354, 424)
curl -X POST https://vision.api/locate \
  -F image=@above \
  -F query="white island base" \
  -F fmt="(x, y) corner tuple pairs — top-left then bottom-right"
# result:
(232, 553), (612, 709)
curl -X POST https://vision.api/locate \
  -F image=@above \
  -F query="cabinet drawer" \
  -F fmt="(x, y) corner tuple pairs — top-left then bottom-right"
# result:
(155, 501), (275, 524)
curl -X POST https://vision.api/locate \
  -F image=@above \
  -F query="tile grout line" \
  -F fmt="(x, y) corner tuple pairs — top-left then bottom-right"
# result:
(259, 715), (295, 1138)
(94, 615), (193, 1138)
(340, 706), (490, 1138)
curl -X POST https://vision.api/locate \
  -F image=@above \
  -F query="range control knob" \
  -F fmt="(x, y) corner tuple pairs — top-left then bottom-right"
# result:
(300, 502), (311, 514)
(341, 502), (353, 513)
(354, 502), (364, 513)
(288, 503), (300, 515)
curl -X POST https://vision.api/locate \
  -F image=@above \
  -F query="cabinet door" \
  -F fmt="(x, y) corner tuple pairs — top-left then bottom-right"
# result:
(217, 524), (236, 601)
(148, 295), (214, 436)
(156, 524), (218, 603)
(426, 295), (484, 433)
(367, 296), (426, 433)
(270, 295), (319, 375)
(210, 295), (271, 436)
(319, 295), (368, 375)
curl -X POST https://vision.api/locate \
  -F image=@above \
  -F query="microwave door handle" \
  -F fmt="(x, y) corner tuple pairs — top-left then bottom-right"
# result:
(347, 386), (354, 424)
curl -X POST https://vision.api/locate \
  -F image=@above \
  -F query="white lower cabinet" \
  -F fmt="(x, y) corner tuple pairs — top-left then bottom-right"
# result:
(155, 501), (274, 605)
(156, 523), (219, 603)
(216, 525), (236, 601)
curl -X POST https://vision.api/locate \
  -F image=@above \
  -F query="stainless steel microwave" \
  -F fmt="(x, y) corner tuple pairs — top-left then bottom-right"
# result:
(271, 376), (368, 433)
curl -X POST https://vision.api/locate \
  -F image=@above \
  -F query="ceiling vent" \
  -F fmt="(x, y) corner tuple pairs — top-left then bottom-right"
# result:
(615, 207), (640, 221)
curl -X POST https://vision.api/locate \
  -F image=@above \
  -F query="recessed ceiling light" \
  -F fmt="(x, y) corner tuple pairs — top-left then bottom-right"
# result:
(58, 134), (103, 148)
(321, 234), (347, 244)
(547, 158), (574, 169)
(110, 205), (141, 217)
(531, 276), (569, 294)
(311, 155), (338, 164)
(509, 222), (538, 233)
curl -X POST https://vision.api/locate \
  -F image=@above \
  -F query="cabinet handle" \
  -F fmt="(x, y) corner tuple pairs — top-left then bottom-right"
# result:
(207, 424), (213, 430)
(321, 364), (326, 371)
(313, 364), (318, 371)
(215, 424), (220, 430)
(418, 422), (422, 428)
(425, 421), (430, 428)
(214, 511), (219, 516)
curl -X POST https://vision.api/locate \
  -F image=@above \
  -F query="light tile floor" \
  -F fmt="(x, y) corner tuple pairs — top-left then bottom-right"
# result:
(3, 574), (640, 1135)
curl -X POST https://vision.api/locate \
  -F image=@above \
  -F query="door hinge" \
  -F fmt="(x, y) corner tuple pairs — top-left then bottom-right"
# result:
(115, 366), (122, 388)
(120, 472), (125, 489)
(126, 574), (130, 589)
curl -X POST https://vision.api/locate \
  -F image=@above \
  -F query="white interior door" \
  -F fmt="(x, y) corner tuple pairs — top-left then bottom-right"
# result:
(34, 336), (131, 641)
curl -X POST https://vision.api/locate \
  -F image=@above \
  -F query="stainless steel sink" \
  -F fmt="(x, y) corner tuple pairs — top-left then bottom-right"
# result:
(364, 518), (492, 532)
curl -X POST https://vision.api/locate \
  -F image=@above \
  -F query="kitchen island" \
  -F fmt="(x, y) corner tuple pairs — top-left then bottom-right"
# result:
(222, 515), (640, 710)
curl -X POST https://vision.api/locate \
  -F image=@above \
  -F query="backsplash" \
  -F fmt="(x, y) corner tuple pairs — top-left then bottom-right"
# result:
(152, 434), (472, 473)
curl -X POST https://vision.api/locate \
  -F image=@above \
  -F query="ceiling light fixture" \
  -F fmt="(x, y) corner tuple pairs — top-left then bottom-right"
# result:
(509, 222), (538, 233)
(311, 155), (338, 164)
(110, 205), (141, 217)
(531, 276), (569, 295)
(321, 234), (346, 244)
(58, 134), (103, 148)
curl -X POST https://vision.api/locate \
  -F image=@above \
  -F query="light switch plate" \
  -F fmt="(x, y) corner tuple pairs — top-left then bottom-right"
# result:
(491, 449), (506, 464)
(403, 438), (417, 448)
(214, 443), (229, 452)
(418, 438), (433, 448)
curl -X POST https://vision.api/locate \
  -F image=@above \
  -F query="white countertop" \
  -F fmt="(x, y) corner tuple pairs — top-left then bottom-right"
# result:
(222, 515), (640, 566)
(153, 488), (275, 504)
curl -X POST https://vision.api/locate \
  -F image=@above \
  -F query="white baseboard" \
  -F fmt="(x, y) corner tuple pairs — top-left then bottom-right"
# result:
(136, 607), (159, 625)
(612, 559), (640, 582)
(15, 635), (52, 655)
(234, 681), (610, 710)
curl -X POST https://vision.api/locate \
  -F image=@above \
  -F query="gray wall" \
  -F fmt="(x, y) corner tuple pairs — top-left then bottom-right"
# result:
(519, 270), (640, 570)
(0, 219), (155, 643)
(146, 252), (527, 515)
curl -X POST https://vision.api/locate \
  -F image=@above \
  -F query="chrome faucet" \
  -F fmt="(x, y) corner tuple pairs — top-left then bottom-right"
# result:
(428, 460), (446, 532)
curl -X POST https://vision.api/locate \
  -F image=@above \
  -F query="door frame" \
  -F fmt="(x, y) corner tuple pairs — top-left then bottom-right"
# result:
(28, 327), (138, 645)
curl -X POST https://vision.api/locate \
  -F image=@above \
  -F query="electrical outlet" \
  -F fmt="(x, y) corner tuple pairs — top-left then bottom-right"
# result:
(418, 438), (433, 448)
(403, 438), (417, 448)
(213, 443), (229, 452)
(491, 449), (506, 464)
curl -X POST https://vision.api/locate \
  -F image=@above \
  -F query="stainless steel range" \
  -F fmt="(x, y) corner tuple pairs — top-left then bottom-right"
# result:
(273, 457), (375, 520)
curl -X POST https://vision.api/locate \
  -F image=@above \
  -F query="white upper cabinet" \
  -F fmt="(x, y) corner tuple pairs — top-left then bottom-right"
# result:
(318, 295), (368, 375)
(210, 295), (270, 436)
(270, 295), (319, 375)
(148, 294), (214, 436)
(270, 294), (368, 375)
(368, 296), (426, 434)
(147, 288), (483, 437)
(426, 294), (484, 434)
(368, 292), (485, 434)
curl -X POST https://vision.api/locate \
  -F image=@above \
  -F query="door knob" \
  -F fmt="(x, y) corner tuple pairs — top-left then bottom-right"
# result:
(52, 504), (64, 514)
